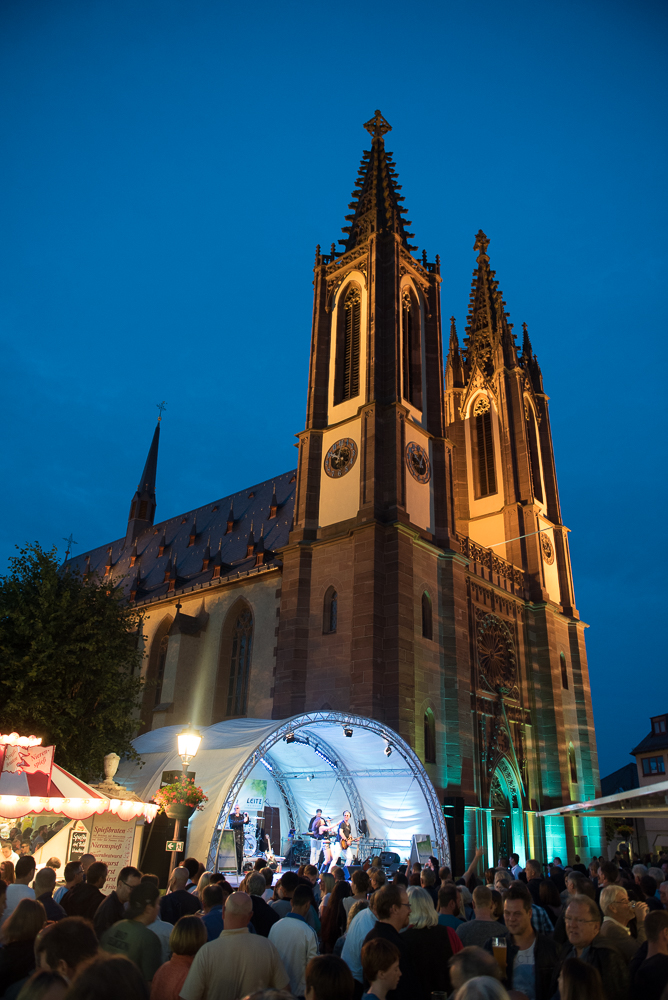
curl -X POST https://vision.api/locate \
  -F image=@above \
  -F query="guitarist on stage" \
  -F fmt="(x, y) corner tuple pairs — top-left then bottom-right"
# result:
(307, 808), (325, 866)
(329, 810), (356, 871)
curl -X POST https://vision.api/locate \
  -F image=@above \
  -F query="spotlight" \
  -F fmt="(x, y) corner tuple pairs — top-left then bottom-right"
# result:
(285, 732), (295, 744)
(384, 744), (393, 757)
(343, 726), (353, 738)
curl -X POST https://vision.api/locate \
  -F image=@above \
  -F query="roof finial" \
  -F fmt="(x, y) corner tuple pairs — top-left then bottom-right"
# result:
(473, 230), (490, 260)
(156, 400), (167, 422)
(62, 533), (78, 561)
(363, 109), (392, 139)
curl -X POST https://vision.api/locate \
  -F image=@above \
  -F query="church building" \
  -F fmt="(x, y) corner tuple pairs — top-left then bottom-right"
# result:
(67, 111), (604, 865)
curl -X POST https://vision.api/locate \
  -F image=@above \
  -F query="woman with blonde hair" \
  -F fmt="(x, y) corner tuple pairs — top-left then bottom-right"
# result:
(0, 898), (47, 993)
(318, 872), (335, 917)
(401, 886), (457, 999)
(195, 870), (213, 899)
(150, 915), (208, 1000)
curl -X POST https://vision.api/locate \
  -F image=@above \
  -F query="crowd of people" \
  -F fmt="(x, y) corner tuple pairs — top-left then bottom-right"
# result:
(1, 843), (667, 1000)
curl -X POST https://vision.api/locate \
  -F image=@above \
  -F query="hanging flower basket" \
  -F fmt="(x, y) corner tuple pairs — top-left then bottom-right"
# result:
(153, 776), (208, 818)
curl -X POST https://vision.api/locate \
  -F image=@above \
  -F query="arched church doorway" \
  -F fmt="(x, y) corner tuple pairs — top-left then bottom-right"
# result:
(489, 758), (524, 864)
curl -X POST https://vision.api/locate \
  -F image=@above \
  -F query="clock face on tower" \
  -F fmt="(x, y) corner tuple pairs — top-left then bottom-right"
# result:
(406, 441), (431, 484)
(324, 438), (358, 478)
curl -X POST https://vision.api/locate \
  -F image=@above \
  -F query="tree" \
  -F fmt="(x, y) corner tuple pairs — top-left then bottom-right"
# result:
(0, 542), (144, 781)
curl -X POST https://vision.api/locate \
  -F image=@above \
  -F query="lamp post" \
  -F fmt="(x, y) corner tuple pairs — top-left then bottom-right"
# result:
(167, 724), (202, 878)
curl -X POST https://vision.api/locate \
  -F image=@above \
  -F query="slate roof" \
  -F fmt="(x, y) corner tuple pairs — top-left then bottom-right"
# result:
(630, 720), (668, 756)
(64, 470), (297, 605)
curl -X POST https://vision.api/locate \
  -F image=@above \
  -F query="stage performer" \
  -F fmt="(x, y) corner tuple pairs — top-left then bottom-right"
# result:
(329, 811), (355, 871)
(229, 803), (249, 875)
(308, 809), (325, 866)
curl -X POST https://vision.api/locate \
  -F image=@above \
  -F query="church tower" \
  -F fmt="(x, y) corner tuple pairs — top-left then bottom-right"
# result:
(274, 111), (601, 864)
(274, 111), (453, 750)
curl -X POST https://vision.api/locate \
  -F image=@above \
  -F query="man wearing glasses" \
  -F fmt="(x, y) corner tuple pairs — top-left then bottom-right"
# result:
(551, 894), (629, 1000)
(93, 865), (142, 937)
(362, 885), (412, 999)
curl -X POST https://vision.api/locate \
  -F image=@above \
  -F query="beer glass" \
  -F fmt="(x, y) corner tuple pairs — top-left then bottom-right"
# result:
(492, 936), (507, 976)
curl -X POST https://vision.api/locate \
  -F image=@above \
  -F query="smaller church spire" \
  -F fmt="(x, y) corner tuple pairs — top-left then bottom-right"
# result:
(126, 418), (161, 546)
(521, 322), (544, 391)
(464, 231), (518, 374)
(445, 317), (465, 389)
(522, 322), (533, 359)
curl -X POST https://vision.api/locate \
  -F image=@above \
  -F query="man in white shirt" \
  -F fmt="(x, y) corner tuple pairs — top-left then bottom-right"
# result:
(180, 891), (289, 1000)
(268, 885), (318, 997)
(4, 855), (36, 920)
(510, 853), (524, 879)
(1, 841), (19, 866)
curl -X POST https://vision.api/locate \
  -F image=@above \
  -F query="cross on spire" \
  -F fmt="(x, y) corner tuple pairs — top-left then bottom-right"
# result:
(156, 401), (167, 421)
(363, 109), (392, 139)
(62, 534), (78, 560)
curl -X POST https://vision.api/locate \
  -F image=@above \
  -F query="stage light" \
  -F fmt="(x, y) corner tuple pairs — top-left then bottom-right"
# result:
(285, 732), (295, 744)
(384, 744), (393, 757)
(314, 746), (338, 768)
(343, 726), (353, 738)
(260, 757), (274, 772)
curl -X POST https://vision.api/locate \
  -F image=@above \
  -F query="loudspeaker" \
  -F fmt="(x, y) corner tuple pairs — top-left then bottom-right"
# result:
(442, 796), (465, 835)
(348, 865), (363, 876)
(442, 796), (465, 875)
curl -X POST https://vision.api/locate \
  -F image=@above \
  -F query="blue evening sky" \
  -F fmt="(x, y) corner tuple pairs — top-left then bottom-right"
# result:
(1, 0), (666, 777)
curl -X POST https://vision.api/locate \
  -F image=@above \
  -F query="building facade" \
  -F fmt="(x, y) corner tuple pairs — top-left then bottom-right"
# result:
(630, 714), (668, 853)
(68, 111), (604, 865)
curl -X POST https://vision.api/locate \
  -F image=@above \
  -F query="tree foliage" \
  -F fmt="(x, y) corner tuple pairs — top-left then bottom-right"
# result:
(0, 543), (144, 782)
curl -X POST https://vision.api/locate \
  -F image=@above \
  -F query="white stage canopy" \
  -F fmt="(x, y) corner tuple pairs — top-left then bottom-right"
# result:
(116, 712), (449, 868)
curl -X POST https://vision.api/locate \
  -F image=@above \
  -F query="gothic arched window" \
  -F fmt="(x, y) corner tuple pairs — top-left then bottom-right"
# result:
(424, 709), (436, 763)
(560, 653), (569, 690)
(323, 587), (338, 634)
(421, 592), (433, 640)
(472, 396), (497, 498)
(154, 634), (169, 706)
(525, 399), (544, 504)
(227, 609), (253, 717)
(568, 743), (578, 784)
(402, 289), (422, 409)
(335, 286), (361, 404)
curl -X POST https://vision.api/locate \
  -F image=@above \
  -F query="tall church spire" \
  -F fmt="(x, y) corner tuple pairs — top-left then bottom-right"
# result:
(464, 231), (517, 374)
(338, 110), (417, 254)
(445, 316), (464, 389)
(126, 419), (160, 545)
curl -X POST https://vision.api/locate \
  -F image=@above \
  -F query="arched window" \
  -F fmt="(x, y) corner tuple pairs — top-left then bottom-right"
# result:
(227, 609), (253, 717)
(472, 396), (497, 498)
(560, 653), (569, 690)
(139, 615), (173, 731)
(525, 400), (544, 503)
(424, 709), (436, 763)
(421, 592), (433, 640)
(323, 587), (338, 634)
(335, 286), (361, 403)
(402, 289), (422, 409)
(568, 743), (578, 784)
(154, 634), (169, 706)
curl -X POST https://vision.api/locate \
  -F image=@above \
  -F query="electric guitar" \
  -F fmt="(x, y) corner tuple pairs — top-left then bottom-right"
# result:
(340, 834), (360, 850)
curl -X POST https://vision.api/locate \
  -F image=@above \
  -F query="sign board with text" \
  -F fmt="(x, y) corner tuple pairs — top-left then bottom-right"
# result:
(68, 820), (90, 862)
(166, 840), (184, 852)
(89, 814), (137, 893)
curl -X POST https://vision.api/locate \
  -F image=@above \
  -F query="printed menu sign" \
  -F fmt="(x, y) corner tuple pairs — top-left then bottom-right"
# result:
(68, 820), (90, 861)
(89, 814), (136, 893)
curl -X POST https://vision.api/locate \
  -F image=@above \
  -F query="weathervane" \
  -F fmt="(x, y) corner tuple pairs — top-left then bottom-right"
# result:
(63, 534), (78, 560)
(157, 401), (167, 421)
(363, 109), (392, 139)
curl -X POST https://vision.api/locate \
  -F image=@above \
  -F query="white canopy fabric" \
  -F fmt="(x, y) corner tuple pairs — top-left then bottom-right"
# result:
(116, 712), (449, 867)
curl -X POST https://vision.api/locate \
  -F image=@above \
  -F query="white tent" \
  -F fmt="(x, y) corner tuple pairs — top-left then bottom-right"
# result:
(116, 711), (449, 868)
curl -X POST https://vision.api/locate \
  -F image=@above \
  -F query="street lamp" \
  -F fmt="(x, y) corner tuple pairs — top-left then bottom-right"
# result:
(168, 724), (202, 878)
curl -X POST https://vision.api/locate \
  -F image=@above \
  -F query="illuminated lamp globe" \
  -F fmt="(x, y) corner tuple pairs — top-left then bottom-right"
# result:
(177, 724), (202, 766)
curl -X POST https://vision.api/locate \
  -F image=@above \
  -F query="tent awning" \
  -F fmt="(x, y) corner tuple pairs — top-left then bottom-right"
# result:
(0, 762), (158, 822)
(537, 779), (668, 819)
